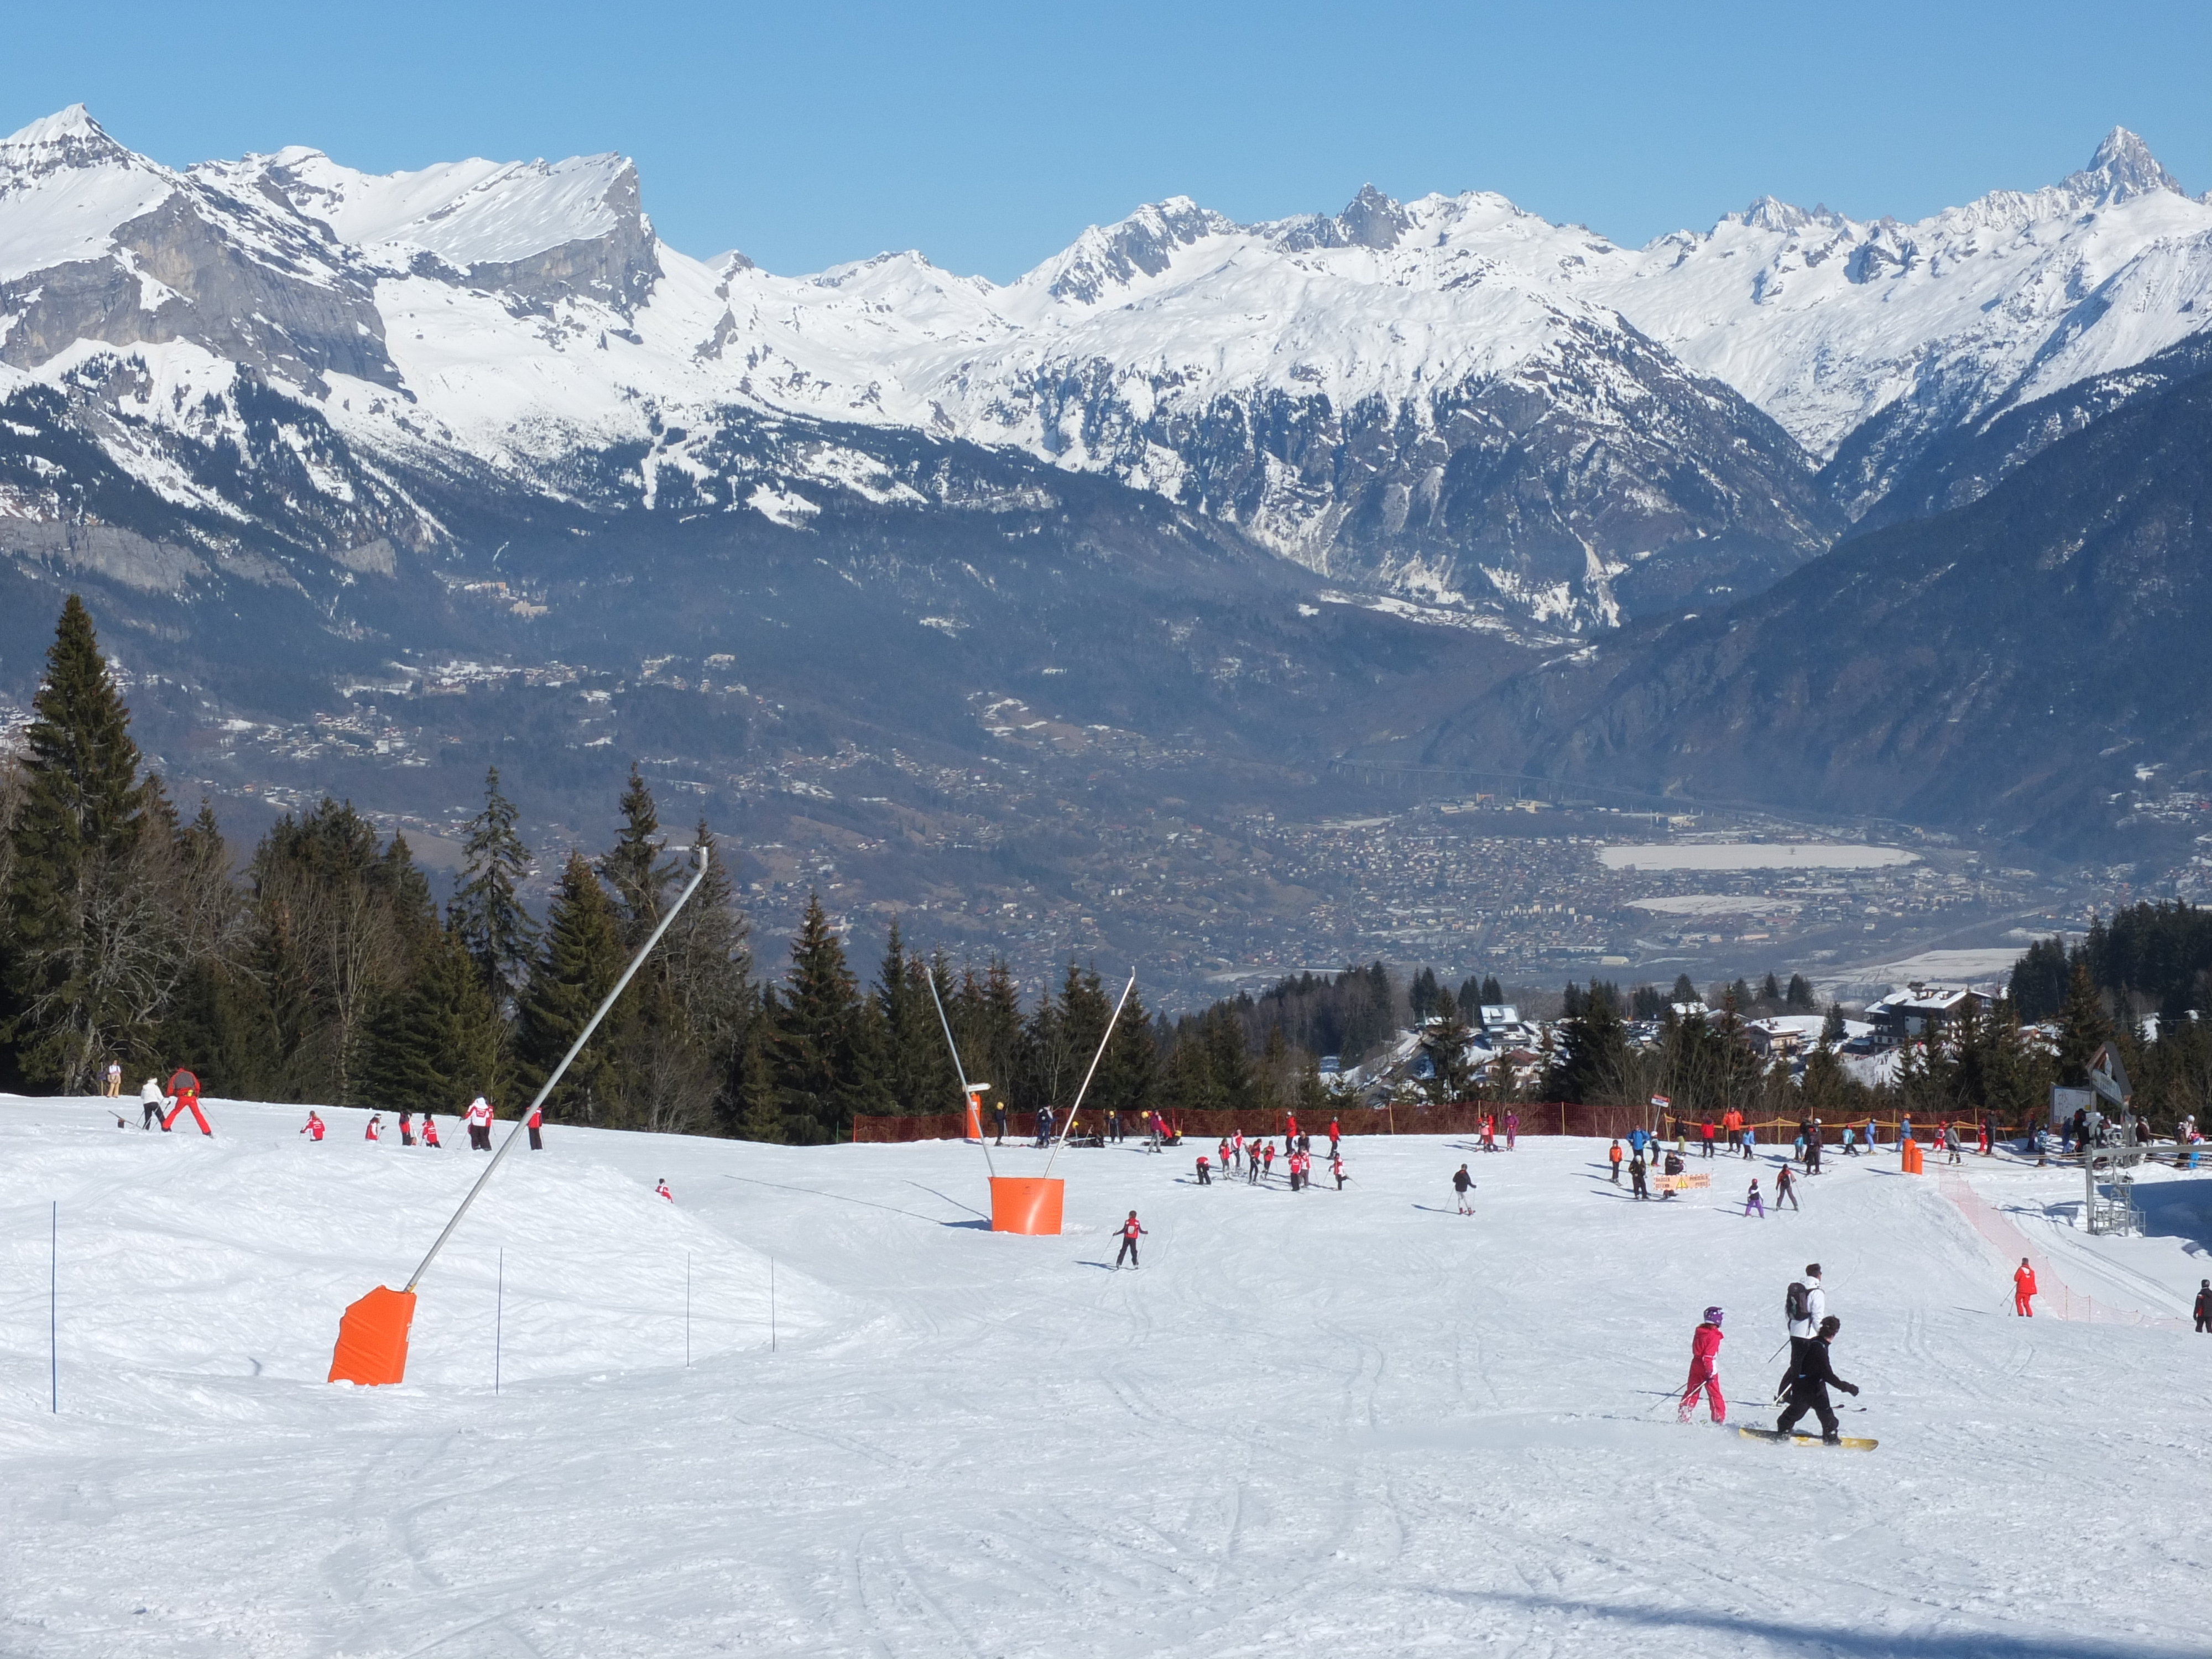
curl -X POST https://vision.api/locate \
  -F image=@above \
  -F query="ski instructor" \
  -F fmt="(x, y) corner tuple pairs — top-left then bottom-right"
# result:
(1777, 1314), (1859, 1443)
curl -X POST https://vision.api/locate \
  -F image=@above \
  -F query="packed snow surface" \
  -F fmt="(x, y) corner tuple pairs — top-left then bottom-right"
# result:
(3, 1095), (2209, 1657)
(1599, 843), (1920, 871)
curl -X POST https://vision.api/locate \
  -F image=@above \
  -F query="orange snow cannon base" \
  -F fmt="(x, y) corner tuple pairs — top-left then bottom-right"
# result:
(328, 1285), (418, 1385)
(1900, 1139), (1925, 1175)
(989, 1176), (1064, 1235)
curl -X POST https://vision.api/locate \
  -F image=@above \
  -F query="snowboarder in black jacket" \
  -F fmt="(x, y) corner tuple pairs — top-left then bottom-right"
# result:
(1777, 1315), (1859, 1442)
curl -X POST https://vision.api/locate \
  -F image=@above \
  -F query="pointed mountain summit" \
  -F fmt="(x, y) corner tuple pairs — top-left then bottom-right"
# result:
(2063, 126), (2184, 204)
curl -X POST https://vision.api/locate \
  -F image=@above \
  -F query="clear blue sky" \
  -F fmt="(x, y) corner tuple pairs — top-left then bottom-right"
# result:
(7, 1), (2209, 280)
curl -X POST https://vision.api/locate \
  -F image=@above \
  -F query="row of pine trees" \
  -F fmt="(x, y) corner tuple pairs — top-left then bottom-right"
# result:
(0, 597), (1176, 1142)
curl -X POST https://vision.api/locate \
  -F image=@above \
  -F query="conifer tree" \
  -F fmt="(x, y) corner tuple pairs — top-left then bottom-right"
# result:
(359, 920), (503, 1113)
(768, 894), (869, 1142)
(4, 595), (165, 1087)
(515, 850), (627, 1120)
(1548, 978), (1632, 1104)
(734, 1006), (786, 1142)
(2056, 961), (2114, 1086)
(1419, 997), (1477, 1104)
(451, 766), (538, 1005)
(600, 764), (678, 945)
(1480, 974), (1505, 1007)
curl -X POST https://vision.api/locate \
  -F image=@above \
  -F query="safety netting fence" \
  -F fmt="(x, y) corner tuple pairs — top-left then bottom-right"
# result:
(852, 1105), (2036, 1145)
(1933, 1167), (2190, 1331)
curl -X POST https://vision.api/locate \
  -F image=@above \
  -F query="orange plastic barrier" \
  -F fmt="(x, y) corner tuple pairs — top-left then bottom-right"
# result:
(988, 1176), (1064, 1235)
(1900, 1140), (1924, 1175)
(328, 1285), (418, 1385)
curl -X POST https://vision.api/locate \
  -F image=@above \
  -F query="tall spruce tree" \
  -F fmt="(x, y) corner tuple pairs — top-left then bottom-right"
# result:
(514, 850), (627, 1120)
(600, 764), (679, 945)
(3, 596), (166, 1087)
(358, 920), (503, 1113)
(2056, 961), (2114, 1086)
(451, 766), (538, 1005)
(1548, 979), (1632, 1104)
(767, 894), (870, 1142)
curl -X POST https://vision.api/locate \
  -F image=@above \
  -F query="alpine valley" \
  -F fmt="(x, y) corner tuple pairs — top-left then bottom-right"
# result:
(4, 105), (2212, 995)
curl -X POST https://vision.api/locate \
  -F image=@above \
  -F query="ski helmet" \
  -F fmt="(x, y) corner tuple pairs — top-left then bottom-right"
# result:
(1703, 1306), (1724, 1325)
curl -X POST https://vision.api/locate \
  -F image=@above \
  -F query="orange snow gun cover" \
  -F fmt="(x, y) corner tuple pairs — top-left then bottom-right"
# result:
(328, 1285), (417, 1385)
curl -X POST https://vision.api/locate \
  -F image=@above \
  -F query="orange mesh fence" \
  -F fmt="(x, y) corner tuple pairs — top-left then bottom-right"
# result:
(852, 1106), (2029, 1145)
(1934, 1167), (2189, 1331)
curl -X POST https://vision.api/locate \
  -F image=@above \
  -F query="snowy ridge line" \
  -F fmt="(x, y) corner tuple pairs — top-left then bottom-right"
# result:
(1934, 1166), (2187, 1331)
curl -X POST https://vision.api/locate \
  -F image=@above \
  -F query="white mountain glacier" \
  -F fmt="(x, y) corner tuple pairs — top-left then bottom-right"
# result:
(3, 106), (2209, 633)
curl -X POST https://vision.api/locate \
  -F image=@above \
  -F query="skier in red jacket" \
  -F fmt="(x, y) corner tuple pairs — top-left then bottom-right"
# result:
(1115, 1211), (1146, 1269)
(526, 1102), (544, 1151)
(2013, 1258), (2037, 1317)
(655, 1178), (674, 1203)
(1679, 1306), (1726, 1422)
(301, 1111), (326, 1141)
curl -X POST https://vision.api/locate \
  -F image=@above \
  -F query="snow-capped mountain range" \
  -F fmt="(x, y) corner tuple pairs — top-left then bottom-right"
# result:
(4, 106), (2210, 635)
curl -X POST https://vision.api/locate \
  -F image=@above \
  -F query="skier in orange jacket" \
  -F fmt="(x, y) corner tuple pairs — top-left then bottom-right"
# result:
(2013, 1258), (2038, 1317)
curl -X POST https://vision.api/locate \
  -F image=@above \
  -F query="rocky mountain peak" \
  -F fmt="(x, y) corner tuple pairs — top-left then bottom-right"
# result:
(2064, 126), (2184, 205)
(1336, 183), (1411, 249)
(1, 103), (144, 184)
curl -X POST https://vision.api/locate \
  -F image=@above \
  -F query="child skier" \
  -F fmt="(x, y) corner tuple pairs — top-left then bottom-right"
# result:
(1679, 1306), (1725, 1422)
(364, 1114), (382, 1142)
(527, 1101), (544, 1150)
(1744, 1177), (1765, 1218)
(1608, 1139), (1624, 1183)
(1775, 1165), (1799, 1211)
(1453, 1164), (1475, 1214)
(464, 1095), (495, 1150)
(1331, 1151), (1346, 1190)
(1196, 1154), (1212, 1186)
(655, 1178), (674, 1203)
(421, 1115), (442, 1148)
(399, 1109), (415, 1146)
(1115, 1211), (1146, 1269)
(301, 1111), (326, 1141)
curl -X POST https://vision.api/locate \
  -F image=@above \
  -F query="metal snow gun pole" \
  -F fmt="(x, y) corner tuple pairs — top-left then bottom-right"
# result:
(327, 845), (714, 1386)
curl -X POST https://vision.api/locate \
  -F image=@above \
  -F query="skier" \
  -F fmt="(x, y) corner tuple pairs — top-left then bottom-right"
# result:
(1776, 1314), (1859, 1442)
(655, 1178), (674, 1203)
(139, 1076), (168, 1131)
(1945, 1121), (1964, 1165)
(1700, 1118), (1715, 1159)
(421, 1114), (442, 1148)
(1775, 1165), (1799, 1212)
(2013, 1258), (2037, 1317)
(1217, 1136), (1231, 1174)
(1196, 1154), (1212, 1186)
(1479, 1114), (1495, 1153)
(1740, 1125), (1756, 1160)
(1115, 1210), (1145, 1269)
(1744, 1177), (1765, 1218)
(1331, 1151), (1347, 1190)
(526, 1100), (544, 1151)
(1678, 1306), (1726, 1423)
(1505, 1109), (1519, 1150)
(464, 1094), (495, 1151)
(1261, 1142), (1275, 1180)
(995, 1103), (1008, 1145)
(1863, 1114), (1879, 1152)
(2195, 1280), (2211, 1333)
(365, 1113), (383, 1142)
(1608, 1139), (1624, 1184)
(301, 1110), (326, 1141)
(103, 1060), (122, 1097)
(1630, 1150), (1649, 1201)
(399, 1109), (415, 1147)
(1247, 1144), (1262, 1185)
(1328, 1117), (1342, 1155)
(1807, 1120), (1823, 1173)
(1453, 1164), (1475, 1214)
(1841, 1124), (1858, 1157)
(1785, 1265), (1825, 1380)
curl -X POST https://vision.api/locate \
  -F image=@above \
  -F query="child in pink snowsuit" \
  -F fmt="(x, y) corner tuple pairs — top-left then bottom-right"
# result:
(1679, 1307), (1726, 1421)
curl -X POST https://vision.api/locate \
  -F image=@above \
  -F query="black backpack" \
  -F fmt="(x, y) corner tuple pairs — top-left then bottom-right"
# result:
(1785, 1282), (1809, 1324)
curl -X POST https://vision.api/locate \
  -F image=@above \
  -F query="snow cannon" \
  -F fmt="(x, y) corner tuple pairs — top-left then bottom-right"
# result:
(326, 847), (714, 1387)
(328, 1286), (416, 1385)
(989, 1176), (1064, 1235)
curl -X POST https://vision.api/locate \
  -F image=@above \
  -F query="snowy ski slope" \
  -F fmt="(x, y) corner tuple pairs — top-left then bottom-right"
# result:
(3, 1095), (2208, 1657)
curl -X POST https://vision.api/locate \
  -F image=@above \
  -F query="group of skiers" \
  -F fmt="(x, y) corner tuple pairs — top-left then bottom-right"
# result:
(299, 1097), (545, 1151)
(1195, 1121), (1347, 1191)
(1679, 1262), (1860, 1442)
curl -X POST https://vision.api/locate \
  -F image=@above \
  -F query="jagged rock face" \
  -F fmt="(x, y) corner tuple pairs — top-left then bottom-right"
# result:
(0, 108), (397, 391)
